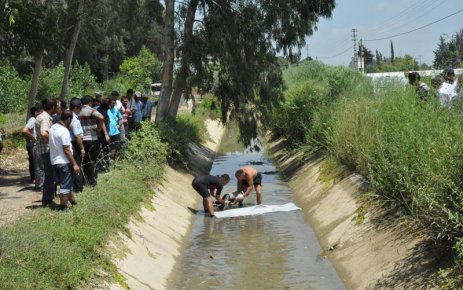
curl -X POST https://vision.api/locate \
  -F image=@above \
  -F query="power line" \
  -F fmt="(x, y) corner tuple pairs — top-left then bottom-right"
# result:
(318, 45), (354, 59)
(362, 0), (442, 37)
(364, 8), (463, 42)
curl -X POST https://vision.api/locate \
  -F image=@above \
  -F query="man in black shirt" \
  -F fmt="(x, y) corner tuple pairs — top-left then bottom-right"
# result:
(192, 174), (230, 217)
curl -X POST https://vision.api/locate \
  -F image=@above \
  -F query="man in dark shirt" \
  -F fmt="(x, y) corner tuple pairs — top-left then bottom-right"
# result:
(192, 174), (230, 217)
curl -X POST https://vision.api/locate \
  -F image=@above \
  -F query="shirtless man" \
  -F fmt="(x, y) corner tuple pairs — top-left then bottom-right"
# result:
(235, 166), (263, 205)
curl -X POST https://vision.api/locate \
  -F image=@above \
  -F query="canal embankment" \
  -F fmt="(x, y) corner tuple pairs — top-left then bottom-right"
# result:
(268, 137), (442, 290)
(107, 119), (225, 290)
(108, 121), (443, 289)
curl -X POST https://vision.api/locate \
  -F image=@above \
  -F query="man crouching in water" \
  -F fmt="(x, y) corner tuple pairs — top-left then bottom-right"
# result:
(235, 166), (263, 205)
(192, 174), (230, 217)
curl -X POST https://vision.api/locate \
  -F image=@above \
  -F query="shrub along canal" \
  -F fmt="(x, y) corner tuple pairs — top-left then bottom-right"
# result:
(173, 128), (345, 289)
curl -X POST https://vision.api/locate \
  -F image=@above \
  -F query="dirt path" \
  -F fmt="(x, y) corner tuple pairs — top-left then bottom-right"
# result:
(0, 148), (43, 226)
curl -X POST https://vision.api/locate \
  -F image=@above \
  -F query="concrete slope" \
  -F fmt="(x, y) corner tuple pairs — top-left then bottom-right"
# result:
(269, 138), (442, 290)
(107, 120), (225, 290)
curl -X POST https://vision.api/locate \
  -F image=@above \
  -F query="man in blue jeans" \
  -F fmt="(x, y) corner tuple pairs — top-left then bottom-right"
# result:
(49, 110), (80, 211)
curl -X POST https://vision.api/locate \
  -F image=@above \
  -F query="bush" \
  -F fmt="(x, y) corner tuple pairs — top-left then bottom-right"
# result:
(119, 46), (161, 92)
(155, 114), (206, 166)
(195, 93), (221, 120)
(269, 61), (365, 153)
(0, 65), (29, 113)
(325, 84), (463, 287)
(38, 62), (98, 100)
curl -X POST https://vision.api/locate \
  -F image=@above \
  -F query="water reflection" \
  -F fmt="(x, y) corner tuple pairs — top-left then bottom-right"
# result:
(173, 133), (344, 290)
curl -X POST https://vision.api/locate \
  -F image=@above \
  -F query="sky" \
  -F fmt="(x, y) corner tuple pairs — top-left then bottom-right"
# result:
(305, 0), (463, 66)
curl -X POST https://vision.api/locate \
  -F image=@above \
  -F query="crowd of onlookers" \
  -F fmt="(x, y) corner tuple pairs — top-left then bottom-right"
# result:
(21, 89), (157, 210)
(406, 68), (460, 105)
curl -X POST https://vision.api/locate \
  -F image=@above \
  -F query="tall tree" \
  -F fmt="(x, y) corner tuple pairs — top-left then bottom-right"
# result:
(156, 0), (336, 145)
(390, 40), (394, 63)
(168, 0), (198, 118)
(358, 43), (374, 72)
(59, 0), (84, 101)
(155, 0), (175, 122)
(1, 0), (68, 119)
(375, 49), (383, 65)
(72, 0), (163, 81)
(433, 31), (463, 69)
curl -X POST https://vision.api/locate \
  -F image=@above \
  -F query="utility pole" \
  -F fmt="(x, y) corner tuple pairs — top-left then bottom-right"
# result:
(359, 38), (364, 74)
(351, 28), (358, 69)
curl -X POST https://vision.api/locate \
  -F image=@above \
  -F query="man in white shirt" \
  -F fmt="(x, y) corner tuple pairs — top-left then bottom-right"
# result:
(432, 75), (451, 107)
(22, 105), (42, 186)
(49, 110), (80, 211)
(442, 68), (459, 101)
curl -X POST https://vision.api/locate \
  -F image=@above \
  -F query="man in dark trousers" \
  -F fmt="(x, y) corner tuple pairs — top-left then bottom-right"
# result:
(78, 95), (109, 186)
(192, 174), (230, 217)
(35, 99), (58, 207)
(69, 98), (85, 193)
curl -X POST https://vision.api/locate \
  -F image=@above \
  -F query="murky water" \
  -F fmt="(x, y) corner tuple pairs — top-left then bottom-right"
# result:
(173, 131), (345, 290)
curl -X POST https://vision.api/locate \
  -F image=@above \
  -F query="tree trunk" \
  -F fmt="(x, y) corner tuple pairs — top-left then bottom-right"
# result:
(155, 0), (175, 123)
(59, 0), (84, 101)
(168, 0), (198, 119)
(26, 51), (44, 121)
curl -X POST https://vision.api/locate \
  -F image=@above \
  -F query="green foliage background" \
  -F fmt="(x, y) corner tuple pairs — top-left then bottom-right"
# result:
(119, 46), (161, 92)
(269, 60), (463, 288)
(0, 65), (29, 113)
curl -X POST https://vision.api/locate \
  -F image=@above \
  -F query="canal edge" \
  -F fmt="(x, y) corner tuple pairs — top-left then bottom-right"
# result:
(266, 136), (440, 290)
(105, 119), (226, 290)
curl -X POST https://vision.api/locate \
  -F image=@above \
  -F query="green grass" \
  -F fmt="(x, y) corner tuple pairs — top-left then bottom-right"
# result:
(0, 123), (168, 289)
(271, 60), (463, 288)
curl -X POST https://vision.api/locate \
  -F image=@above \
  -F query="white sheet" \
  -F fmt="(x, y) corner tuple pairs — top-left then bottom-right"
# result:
(214, 202), (301, 219)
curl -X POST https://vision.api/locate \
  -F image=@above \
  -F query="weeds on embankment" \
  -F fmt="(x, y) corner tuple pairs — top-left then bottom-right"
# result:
(269, 60), (463, 288)
(0, 116), (205, 289)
